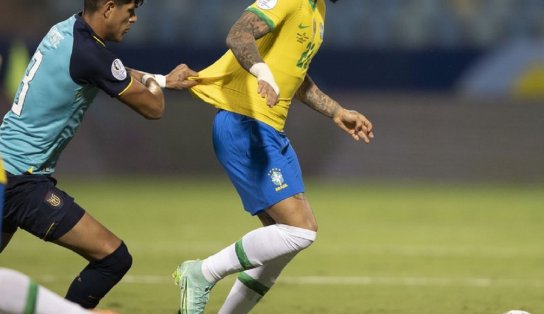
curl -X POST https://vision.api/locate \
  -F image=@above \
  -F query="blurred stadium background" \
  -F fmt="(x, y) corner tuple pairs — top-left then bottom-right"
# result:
(0, 0), (543, 182)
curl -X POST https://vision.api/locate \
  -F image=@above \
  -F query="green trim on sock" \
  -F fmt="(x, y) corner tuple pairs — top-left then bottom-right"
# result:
(238, 272), (270, 297)
(24, 281), (38, 314)
(245, 7), (276, 30)
(235, 240), (253, 270)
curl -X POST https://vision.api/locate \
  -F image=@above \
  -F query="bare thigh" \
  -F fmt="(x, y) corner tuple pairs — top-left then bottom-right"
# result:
(264, 193), (318, 231)
(257, 212), (276, 227)
(53, 212), (121, 261)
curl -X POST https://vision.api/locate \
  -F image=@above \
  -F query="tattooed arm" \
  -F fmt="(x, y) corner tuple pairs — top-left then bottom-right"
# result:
(226, 11), (271, 71)
(295, 75), (374, 143)
(226, 11), (279, 107)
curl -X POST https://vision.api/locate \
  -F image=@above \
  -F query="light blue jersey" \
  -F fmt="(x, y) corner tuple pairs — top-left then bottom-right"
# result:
(0, 14), (132, 175)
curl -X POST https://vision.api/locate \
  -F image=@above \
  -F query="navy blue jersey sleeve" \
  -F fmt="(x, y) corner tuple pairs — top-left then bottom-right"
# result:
(69, 19), (132, 97)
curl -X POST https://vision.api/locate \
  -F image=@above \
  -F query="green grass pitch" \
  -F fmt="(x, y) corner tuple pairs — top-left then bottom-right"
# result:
(1, 178), (543, 314)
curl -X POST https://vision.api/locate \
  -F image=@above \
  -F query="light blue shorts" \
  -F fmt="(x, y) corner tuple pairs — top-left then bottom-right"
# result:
(213, 110), (305, 215)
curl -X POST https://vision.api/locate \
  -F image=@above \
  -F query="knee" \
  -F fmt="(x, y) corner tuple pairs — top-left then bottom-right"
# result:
(295, 215), (318, 233)
(277, 224), (317, 251)
(111, 242), (133, 276)
(94, 241), (132, 279)
(307, 220), (318, 233)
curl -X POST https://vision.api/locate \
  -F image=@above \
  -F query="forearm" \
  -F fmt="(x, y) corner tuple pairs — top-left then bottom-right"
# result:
(127, 67), (146, 83)
(127, 68), (166, 89)
(295, 75), (342, 118)
(226, 12), (270, 71)
(227, 33), (262, 71)
(118, 77), (164, 120)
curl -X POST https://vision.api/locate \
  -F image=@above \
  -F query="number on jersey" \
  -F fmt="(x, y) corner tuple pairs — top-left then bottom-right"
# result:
(12, 50), (43, 116)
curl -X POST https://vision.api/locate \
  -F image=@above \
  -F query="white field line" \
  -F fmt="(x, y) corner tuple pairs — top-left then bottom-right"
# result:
(35, 275), (544, 288)
(314, 245), (544, 259)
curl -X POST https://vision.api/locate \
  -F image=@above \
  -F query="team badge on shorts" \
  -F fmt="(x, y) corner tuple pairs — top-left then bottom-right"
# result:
(268, 168), (288, 192)
(111, 59), (127, 81)
(44, 190), (63, 208)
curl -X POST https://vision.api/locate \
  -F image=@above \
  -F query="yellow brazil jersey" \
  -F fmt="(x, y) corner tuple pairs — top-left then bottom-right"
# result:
(190, 0), (326, 131)
(0, 158), (6, 185)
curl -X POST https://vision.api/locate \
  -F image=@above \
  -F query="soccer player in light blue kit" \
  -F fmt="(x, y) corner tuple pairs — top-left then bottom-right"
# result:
(0, 0), (198, 309)
(0, 55), (120, 314)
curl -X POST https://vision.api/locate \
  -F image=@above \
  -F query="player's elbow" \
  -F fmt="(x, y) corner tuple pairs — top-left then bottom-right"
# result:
(226, 31), (247, 50)
(144, 112), (162, 120)
(142, 99), (165, 120)
(226, 35), (236, 50)
(144, 106), (164, 120)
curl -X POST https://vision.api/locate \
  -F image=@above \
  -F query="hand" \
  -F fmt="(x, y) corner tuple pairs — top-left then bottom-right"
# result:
(333, 109), (374, 143)
(165, 64), (199, 90)
(257, 80), (279, 107)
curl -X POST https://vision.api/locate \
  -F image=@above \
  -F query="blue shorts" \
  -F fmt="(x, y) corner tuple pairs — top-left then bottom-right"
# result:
(213, 110), (305, 215)
(2, 173), (85, 241)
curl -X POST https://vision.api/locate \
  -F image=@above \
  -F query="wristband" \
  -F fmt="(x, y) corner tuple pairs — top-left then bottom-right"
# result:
(141, 74), (166, 88)
(153, 74), (166, 88)
(141, 73), (154, 85)
(249, 62), (280, 95)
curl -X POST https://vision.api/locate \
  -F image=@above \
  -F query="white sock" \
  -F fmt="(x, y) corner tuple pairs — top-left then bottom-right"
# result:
(202, 224), (316, 283)
(0, 268), (89, 314)
(218, 253), (295, 314)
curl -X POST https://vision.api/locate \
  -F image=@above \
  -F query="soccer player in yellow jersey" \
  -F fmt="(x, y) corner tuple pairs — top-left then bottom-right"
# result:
(173, 0), (374, 313)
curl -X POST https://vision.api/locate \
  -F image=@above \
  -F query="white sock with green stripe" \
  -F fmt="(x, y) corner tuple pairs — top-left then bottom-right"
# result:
(0, 268), (89, 314)
(218, 253), (295, 314)
(201, 224), (316, 284)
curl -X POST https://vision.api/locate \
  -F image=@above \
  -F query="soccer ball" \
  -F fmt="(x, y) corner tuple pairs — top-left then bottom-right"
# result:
(502, 311), (531, 314)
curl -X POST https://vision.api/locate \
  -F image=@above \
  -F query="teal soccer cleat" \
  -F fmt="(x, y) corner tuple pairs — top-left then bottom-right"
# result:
(172, 260), (215, 314)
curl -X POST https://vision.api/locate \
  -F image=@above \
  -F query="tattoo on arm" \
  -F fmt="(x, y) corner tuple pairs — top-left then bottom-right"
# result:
(295, 75), (342, 118)
(226, 12), (271, 71)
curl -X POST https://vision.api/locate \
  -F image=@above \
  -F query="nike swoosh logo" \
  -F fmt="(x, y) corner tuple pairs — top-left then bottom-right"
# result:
(298, 23), (311, 29)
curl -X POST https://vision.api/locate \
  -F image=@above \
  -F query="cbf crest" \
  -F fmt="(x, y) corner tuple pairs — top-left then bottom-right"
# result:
(268, 168), (288, 192)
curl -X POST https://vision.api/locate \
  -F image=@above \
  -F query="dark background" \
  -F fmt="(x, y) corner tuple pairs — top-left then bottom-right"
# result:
(1, 0), (543, 182)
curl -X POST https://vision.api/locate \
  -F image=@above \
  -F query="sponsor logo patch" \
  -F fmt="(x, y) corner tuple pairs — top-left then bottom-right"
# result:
(111, 59), (127, 81)
(268, 168), (288, 192)
(48, 26), (64, 49)
(257, 0), (277, 10)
